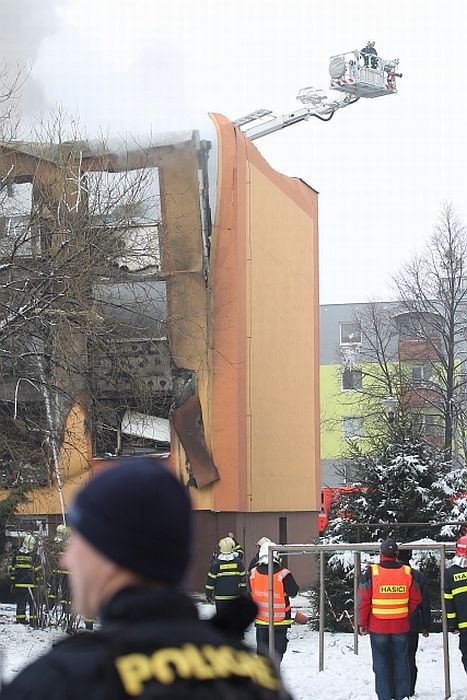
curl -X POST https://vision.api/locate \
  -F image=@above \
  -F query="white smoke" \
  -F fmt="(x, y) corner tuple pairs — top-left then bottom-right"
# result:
(0, 0), (63, 123)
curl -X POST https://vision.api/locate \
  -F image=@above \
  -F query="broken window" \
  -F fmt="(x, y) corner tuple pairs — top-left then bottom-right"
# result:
(85, 168), (161, 273)
(0, 400), (50, 488)
(0, 181), (34, 257)
(91, 399), (171, 458)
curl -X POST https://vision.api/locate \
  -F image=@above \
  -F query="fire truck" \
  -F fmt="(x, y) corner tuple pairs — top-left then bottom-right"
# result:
(319, 486), (367, 535)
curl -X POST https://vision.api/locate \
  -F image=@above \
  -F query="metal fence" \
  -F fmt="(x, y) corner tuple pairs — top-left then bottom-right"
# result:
(263, 541), (457, 700)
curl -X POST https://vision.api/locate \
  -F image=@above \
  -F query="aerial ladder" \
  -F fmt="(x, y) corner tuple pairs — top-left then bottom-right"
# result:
(235, 47), (402, 141)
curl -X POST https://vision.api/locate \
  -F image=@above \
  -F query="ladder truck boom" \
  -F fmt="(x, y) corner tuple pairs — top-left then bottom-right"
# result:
(235, 47), (402, 141)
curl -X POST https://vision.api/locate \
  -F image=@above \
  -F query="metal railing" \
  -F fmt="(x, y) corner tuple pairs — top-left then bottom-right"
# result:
(263, 541), (457, 699)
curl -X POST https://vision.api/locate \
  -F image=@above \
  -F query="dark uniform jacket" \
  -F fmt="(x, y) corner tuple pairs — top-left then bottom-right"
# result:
(205, 553), (246, 603)
(248, 554), (260, 572)
(0, 587), (292, 700)
(409, 567), (431, 634)
(10, 547), (40, 589)
(444, 563), (467, 632)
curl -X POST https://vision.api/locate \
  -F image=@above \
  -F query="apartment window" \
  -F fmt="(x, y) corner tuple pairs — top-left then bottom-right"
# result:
(411, 364), (432, 386)
(86, 168), (161, 273)
(342, 368), (363, 391)
(92, 404), (171, 458)
(340, 322), (362, 345)
(0, 182), (33, 257)
(342, 416), (364, 439)
(413, 413), (440, 436)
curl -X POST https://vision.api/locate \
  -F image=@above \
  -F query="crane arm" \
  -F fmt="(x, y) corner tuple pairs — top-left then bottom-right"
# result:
(238, 92), (359, 141)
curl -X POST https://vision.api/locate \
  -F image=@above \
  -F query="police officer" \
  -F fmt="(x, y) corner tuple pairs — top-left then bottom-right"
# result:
(249, 542), (299, 664)
(358, 538), (421, 700)
(1, 457), (292, 700)
(205, 536), (247, 612)
(10, 534), (40, 626)
(444, 534), (467, 674)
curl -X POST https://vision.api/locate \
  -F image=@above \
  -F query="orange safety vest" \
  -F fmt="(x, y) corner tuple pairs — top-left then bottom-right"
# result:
(370, 564), (412, 620)
(249, 567), (291, 625)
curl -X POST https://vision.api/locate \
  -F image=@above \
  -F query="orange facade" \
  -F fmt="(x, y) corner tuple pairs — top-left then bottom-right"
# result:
(206, 114), (320, 515)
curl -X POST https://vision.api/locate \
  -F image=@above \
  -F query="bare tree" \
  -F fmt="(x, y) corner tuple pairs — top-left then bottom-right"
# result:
(0, 113), (172, 510)
(394, 203), (467, 460)
(339, 205), (467, 462)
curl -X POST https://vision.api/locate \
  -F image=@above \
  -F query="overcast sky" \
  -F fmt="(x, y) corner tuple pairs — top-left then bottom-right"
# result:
(4, 0), (467, 304)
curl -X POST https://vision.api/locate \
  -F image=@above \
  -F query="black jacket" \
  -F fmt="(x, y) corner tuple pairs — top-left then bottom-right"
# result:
(0, 587), (292, 700)
(444, 563), (467, 632)
(409, 567), (431, 634)
(10, 547), (40, 588)
(205, 554), (247, 602)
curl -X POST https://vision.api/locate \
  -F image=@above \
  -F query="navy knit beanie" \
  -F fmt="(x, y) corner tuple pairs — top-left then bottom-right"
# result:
(380, 537), (398, 558)
(67, 457), (192, 585)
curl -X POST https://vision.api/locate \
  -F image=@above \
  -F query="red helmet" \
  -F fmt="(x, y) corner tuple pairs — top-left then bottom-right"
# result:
(456, 535), (467, 557)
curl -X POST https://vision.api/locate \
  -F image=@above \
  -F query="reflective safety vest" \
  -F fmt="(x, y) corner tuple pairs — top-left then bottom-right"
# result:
(370, 564), (412, 619)
(249, 567), (291, 625)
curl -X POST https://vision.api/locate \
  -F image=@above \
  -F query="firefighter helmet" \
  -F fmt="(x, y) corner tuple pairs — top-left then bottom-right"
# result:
(218, 537), (235, 554)
(55, 524), (70, 543)
(456, 535), (467, 557)
(258, 541), (279, 564)
(257, 536), (271, 548)
(22, 534), (36, 551)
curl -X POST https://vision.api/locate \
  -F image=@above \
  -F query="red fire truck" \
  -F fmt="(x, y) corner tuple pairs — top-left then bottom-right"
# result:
(319, 486), (367, 535)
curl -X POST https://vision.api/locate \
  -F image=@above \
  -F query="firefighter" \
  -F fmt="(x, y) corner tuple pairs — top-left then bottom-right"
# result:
(248, 536), (271, 572)
(444, 534), (467, 674)
(397, 549), (431, 696)
(249, 542), (299, 664)
(227, 532), (244, 560)
(10, 534), (41, 626)
(0, 457), (292, 700)
(48, 525), (71, 610)
(358, 538), (421, 700)
(361, 40), (378, 68)
(205, 537), (246, 613)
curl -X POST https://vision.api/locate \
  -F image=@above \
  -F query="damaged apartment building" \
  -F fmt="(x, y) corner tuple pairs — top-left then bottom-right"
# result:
(0, 114), (320, 588)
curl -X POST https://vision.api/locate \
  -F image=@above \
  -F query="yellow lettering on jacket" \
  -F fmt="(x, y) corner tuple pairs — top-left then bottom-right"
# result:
(115, 653), (152, 696)
(181, 644), (216, 680)
(453, 571), (467, 582)
(151, 647), (192, 684)
(379, 585), (407, 594)
(114, 644), (280, 695)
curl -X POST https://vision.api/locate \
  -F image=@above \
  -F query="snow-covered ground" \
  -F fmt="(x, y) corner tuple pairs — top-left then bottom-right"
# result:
(0, 597), (465, 698)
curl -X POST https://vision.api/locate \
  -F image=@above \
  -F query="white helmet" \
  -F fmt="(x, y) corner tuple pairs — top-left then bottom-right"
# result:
(258, 541), (279, 564)
(218, 537), (235, 554)
(23, 534), (36, 551)
(257, 536), (271, 548)
(55, 524), (70, 543)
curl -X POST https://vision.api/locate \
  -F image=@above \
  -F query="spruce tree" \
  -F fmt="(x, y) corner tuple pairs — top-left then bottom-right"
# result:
(311, 432), (467, 631)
